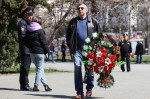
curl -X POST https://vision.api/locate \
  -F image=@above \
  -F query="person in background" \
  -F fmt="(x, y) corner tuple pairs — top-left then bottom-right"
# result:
(18, 6), (33, 91)
(66, 3), (102, 99)
(26, 16), (52, 91)
(61, 40), (66, 62)
(135, 41), (143, 64)
(47, 43), (55, 63)
(119, 33), (132, 72)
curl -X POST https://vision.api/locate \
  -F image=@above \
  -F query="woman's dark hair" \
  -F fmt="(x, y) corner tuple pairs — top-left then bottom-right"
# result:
(32, 16), (42, 25)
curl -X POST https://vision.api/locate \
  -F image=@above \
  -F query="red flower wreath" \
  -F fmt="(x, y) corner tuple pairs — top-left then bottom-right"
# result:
(82, 32), (126, 88)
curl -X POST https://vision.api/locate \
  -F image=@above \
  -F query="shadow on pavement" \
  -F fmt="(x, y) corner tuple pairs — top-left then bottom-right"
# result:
(0, 88), (20, 91)
(26, 94), (102, 99)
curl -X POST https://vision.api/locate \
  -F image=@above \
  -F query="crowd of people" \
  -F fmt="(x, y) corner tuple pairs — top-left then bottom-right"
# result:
(17, 2), (144, 99)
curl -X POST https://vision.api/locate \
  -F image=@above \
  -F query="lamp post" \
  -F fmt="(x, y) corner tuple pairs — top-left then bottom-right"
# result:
(148, 6), (150, 55)
(148, 6), (150, 37)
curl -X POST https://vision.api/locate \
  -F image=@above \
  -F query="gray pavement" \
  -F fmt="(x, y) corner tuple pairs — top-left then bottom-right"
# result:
(0, 62), (150, 99)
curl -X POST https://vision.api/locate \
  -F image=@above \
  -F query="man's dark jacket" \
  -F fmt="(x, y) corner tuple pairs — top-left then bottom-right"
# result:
(66, 16), (102, 54)
(135, 43), (143, 54)
(119, 40), (132, 54)
(18, 17), (30, 56)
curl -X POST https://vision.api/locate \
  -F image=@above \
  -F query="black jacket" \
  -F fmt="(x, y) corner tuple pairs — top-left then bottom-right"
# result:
(18, 17), (30, 55)
(66, 16), (102, 54)
(61, 44), (66, 52)
(119, 40), (132, 54)
(135, 43), (143, 54)
(26, 29), (49, 54)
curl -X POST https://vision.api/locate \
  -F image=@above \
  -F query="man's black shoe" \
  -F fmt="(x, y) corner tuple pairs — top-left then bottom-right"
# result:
(122, 70), (125, 72)
(20, 86), (32, 91)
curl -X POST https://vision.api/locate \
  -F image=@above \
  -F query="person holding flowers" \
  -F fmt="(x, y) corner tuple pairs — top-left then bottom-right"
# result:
(66, 2), (103, 99)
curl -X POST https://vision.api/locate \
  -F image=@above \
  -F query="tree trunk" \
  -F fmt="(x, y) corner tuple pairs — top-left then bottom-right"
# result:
(148, 38), (150, 55)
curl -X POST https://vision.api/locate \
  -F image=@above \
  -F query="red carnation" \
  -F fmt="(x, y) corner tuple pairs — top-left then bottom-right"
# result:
(99, 59), (105, 66)
(100, 49), (107, 54)
(94, 66), (100, 73)
(88, 52), (95, 59)
(130, 54), (134, 58)
(104, 66), (111, 73)
(109, 55), (116, 62)
(101, 54), (107, 60)
(108, 62), (115, 69)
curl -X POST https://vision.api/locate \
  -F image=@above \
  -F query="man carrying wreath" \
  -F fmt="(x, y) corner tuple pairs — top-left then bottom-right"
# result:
(66, 2), (103, 99)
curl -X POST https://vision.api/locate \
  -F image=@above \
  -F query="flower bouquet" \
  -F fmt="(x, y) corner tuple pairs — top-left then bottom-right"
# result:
(130, 53), (134, 58)
(82, 32), (125, 88)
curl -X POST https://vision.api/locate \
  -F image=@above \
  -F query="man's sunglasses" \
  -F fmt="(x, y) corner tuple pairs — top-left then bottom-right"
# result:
(77, 7), (84, 10)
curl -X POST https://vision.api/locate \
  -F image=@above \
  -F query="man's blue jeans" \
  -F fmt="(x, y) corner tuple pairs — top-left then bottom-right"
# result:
(30, 53), (48, 86)
(48, 51), (55, 62)
(136, 54), (142, 63)
(73, 50), (94, 95)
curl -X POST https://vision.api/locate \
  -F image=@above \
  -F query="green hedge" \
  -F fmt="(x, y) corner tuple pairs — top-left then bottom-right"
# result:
(130, 55), (150, 63)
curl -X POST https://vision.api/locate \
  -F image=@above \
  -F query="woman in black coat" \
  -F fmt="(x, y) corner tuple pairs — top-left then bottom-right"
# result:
(26, 16), (52, 91)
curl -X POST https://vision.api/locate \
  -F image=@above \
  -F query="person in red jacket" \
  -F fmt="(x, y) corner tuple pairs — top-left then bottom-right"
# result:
(47, 43), (55, 63)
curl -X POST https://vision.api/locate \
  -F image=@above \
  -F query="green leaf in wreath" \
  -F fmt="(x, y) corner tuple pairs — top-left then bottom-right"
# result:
(107, 54), (110, 57)
(93, 63), (97, 67)
(82, 60), (86, 65)
(115, 61), (126, 66)
(85, 64), (90, 69)
(101, 41), (105, 45)
(113, 49), (115, 53)
(88, 51), (91, 54)
(89, 45), (92, 50)
(108, 44), (113, 48)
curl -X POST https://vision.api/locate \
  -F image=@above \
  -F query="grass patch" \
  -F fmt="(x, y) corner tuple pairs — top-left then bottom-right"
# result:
(0, 66), (20, 74)
(130, 55), (150, 63)
(29, 67), (71, 73)
(0, 55), (149, 74)
(0, 66), (71, 74)
(46, 56), (73, 62)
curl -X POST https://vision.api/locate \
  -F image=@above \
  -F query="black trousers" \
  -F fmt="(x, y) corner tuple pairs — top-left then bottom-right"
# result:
(62, 51), (66, 62)
(121, 53), (130, 71)
(19, 54), (31, 88)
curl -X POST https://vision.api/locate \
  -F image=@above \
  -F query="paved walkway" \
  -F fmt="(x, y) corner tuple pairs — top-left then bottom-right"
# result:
(0, 62), (150, 99)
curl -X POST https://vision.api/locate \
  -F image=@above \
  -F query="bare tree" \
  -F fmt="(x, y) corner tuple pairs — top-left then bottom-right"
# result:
(34, 0), (150, 54)
(34, 0), (77, 45)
